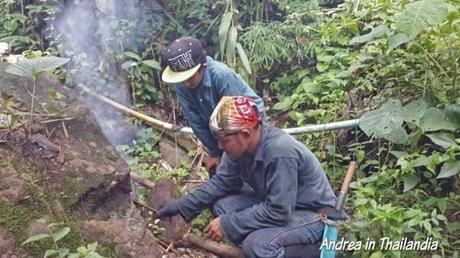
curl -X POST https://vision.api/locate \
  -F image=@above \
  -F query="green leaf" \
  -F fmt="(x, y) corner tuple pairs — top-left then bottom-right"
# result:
(141, 60), (161, 70)
(68, 254), (80, 258)
(426, 133), (457, 149)
(52, 227), (70, 242)
(21, 234), (50, 246)
(300, 80), (319, 94)
(420, 108), (458, 132)
(394, 0), (453, 40)
(423, 221), (432, 232)
(218, 12), (233, 57)
(77, 246), (87, 253)
(403, 174), (419, 192)
(413, 155), (429, 167)
(350, 25), (388, 44)
(86, 251), (106, 258)
(444, 104), (460, 124)
(121, 61), (137, 70)
(225, 26), (238, 65)
(44, 250), (58, 258)
(5, 56), (70, 78)
(388, 33), (410, 49)
(401, 99), (428, 125)
(236, 43), (252, 75)
(390, 151), (408, 159)
(87, 242), (98, 251)
(123, 51), (141, 61)
(57, 248), (69, 258)
(384, 127), (409, 144)
(437, 160), (460, 179)
(359, 99), (405, 139)
(273, 95), (295, 110)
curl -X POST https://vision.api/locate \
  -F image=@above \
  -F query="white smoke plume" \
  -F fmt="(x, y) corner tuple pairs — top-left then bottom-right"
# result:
(47, 0), (163, 146)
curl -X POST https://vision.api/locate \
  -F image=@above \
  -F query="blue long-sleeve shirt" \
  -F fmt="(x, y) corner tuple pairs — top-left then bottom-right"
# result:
(175, 56), (264, 157)
(177, 123), (337, 243)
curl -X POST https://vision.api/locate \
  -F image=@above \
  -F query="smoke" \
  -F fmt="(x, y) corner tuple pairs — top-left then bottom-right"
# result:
(47, 0), (163, 146)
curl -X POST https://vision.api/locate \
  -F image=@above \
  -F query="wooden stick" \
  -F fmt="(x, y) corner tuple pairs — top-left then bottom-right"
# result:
(130, 172), (155, 189)
(61, 121), (69, 139)
(133, 200), (158, 214)
(183, 179), (206, 184)
(40, 117), (75, 124)
(183, 234), (243, 258)
(335, 161), (357, 211)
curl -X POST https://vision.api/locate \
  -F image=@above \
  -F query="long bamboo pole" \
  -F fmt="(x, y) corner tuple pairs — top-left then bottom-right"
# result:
(77, 84), (359, 135)
(77, 84), (193, 134)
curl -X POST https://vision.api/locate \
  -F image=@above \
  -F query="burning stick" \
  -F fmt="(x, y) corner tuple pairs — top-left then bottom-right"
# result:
(183, 233), (243, 258)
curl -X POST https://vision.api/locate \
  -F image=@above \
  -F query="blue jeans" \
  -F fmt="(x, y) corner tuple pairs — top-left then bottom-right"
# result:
(213, 187), (324, 258)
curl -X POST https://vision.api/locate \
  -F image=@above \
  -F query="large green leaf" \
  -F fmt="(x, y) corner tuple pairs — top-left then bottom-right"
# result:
(226, 26), (238, 65)
(426, 133), (457, 149)
(349, 25), (388, 45)
(219, 12), (233, 58)
(437, 160), (460, 179)
(384, 127), (409, 144)
(141, 60), (161, 70)
(21, 234), (50, 246)
(359, 99), (405, 139)
(236, 43), (252, 75)
(52, 227), (70, 242)
(394, 0), (453, 40)
(419, 108), (458, 132)
(5, 56), (70, 78)
(401, 99), (428, 125)
(123, 51), (141, 61)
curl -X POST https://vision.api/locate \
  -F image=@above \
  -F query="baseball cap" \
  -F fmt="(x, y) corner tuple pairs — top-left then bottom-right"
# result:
(161, 36), (207, 84)
(209, 96), (261, 138)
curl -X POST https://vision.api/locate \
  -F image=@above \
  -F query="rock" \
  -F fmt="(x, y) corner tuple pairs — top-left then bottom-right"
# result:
(158, 138), (190, 168)
(27, 218), (49, 236)
(82, 214), (161, 258)
(0, 152), (26, 204)
(148, 180), (190, 241)
(0, 62), (137, 255)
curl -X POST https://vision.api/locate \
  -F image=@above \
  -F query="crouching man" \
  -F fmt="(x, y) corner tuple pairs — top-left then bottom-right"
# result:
(157, 96), (336, 258)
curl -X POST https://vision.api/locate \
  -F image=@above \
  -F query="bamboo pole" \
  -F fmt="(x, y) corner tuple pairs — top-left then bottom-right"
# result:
(283, 119), (360, 135)
(76, 84), (359, 135)
(77, 84), (192, 134)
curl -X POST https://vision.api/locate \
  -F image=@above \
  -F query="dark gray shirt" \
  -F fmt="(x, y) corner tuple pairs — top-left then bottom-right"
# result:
(178, 123), (336, 243)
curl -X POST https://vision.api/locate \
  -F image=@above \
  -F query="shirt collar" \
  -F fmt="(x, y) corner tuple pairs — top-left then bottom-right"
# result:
(254, 122), (269, 161)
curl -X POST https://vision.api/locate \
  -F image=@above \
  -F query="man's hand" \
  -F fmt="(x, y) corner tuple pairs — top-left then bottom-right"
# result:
(204, 156), (221, 173)
(204, 217), (224, 241)
(157, 199), (180, 219)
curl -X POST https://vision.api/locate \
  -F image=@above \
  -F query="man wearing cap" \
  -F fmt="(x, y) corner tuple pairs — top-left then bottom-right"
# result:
(161, 36), (264, 172)
(157, 96), (337, 257)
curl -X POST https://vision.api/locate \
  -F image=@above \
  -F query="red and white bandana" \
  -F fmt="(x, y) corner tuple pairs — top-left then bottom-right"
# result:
(209, 96), (261, 137)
